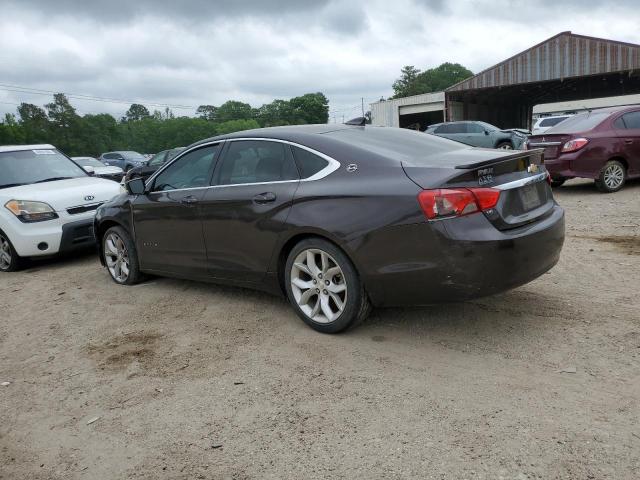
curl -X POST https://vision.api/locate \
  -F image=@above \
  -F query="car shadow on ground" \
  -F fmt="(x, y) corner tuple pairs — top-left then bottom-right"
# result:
(555, 177), (640, 195)
(19, 247), (98, 273)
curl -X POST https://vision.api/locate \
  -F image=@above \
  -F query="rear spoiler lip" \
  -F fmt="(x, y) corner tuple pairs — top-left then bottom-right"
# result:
(454, 148), (544, 170)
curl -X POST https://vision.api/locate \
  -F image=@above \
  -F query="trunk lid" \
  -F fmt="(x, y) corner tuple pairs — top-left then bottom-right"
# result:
(526, 133), (572, 160)
(403, 148), (554, 230)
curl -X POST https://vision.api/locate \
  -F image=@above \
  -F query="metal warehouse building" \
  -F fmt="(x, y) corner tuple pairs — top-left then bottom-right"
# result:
(371, 31), (640, 130)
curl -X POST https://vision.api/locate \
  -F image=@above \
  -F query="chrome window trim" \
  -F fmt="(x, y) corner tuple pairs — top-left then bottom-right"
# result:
(495, 172), (547, 191)
(144, 137), (341, 192)
(528, 141), (562, 147)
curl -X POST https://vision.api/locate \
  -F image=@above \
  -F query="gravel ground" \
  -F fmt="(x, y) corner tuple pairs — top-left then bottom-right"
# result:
(1, 178), (639, 480)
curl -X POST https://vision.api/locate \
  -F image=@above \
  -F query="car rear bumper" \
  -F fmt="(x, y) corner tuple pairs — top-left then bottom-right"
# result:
(356, 205), (565, 307)
(544, 155), (598, 180)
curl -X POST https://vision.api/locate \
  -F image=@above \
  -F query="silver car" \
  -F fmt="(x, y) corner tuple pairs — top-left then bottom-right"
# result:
(425, 121), (527, 150)
(72, 157), (124, 182)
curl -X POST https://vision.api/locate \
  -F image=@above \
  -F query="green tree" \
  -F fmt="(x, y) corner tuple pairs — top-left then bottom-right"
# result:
(196, 105), (218, 121)
(215, 119), (260, 135)
(124, 103), (151, 122)
(17, 103), (49, 144)
(217, 101), (253, 122)
(45, 93), (81, 154)
(392, 63), (473, 98)
(288, 93), (329, 124)
(0, 114), (25, 145)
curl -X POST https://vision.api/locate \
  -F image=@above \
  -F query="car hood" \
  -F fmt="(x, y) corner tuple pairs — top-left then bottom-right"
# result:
(0, 177), (122, 212)
(501, 128), (530, 136)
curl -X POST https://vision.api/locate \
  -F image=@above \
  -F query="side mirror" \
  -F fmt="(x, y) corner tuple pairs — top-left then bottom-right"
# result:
(83, 166), (96, 175)
(484, 130), (490, 135)
(126, 177), (146, 195)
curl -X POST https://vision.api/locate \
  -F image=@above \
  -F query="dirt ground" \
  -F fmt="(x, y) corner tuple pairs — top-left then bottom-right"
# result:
(1, 178), (639, 480)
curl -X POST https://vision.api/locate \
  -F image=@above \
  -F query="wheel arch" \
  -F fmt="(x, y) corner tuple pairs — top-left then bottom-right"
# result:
(607, 156), (628, 170)
(274, 230), (362, 297)
(95, 218), (130, 266)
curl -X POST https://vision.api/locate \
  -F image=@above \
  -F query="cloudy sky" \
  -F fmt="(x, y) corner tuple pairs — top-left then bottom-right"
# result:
(1, 0), (639, 121)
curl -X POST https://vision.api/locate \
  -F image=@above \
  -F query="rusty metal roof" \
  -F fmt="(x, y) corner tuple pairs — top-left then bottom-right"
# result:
(447, 32), (640, 92)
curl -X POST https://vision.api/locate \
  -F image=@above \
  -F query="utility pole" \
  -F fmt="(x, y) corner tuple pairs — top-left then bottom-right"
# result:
(361, 97), (365, 117)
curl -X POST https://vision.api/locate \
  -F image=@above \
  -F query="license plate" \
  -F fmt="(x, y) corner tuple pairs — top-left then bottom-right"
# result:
(519, 183), (541, 211)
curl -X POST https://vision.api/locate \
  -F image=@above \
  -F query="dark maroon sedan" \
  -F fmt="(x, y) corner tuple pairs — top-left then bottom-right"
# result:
(527, 106), (640, 192)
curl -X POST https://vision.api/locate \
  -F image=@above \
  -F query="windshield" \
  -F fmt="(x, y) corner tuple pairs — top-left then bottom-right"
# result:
(121, 151), (146, 160)
(148, 151), (167, 167)
(73, 157), (104, 168)
(478, 121), (499, 132)
(546, 111), (610, 134)
(0, 149), (86, 189)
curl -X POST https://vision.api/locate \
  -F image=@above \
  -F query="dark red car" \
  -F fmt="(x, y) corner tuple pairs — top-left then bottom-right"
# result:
(527, 106), (640, 192)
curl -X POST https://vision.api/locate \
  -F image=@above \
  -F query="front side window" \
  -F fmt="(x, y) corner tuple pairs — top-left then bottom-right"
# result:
(467, 123), (485, 134)
(216, 140), (298, 185)
(291, 146), (328, 179)
(152, 145), (219, 191)
(0, 149), (86, 189)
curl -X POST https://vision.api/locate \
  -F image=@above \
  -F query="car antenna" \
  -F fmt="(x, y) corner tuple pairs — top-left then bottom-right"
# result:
(344, 116), (366, 126)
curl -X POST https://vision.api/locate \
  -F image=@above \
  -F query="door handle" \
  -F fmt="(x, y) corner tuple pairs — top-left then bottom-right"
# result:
(253, 192), (277, 204)
(181, 195), (199, 205)
(624, 139), (634, 144)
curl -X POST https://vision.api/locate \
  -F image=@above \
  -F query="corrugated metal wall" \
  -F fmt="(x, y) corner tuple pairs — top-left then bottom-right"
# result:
(448, 32), (640, 92)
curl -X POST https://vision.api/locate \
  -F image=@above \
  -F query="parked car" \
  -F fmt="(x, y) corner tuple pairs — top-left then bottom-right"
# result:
(0, 144), (122, 271)
(72, 156), (124, 182)
(526, 106), (640, 192)
(425, 121), (527, 149)
(98, 151), (147, 172)
(94, 125), (564, 333)
(531, 115), (573, 135)
(124, 147), (185, 183)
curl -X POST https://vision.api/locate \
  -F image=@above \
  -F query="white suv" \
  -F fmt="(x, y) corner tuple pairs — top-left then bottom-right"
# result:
(0, 144), (122, 271)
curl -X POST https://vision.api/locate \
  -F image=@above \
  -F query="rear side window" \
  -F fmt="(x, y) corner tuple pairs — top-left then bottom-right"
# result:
(217, 140), (298, 185)
(291, 146), (328, 179)
(152, 145), (219, 191)
(539, 117), (568, 127)
(616, 111), (640, 129)
(546, 112), (610, 133)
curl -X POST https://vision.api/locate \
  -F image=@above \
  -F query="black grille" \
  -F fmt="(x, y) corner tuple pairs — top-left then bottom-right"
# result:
(67, 203), (103, 215)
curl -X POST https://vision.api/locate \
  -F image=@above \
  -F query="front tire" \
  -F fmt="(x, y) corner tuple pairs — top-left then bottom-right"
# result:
(284, 238), (371, 333)
(102, 226), (142, 285)
(595, 160), (626, 193)
(496, 141), (513, 150)
(0, 231), (23, 272)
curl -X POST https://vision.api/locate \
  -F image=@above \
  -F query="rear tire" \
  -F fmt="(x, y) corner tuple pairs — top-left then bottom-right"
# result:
(496, 141), (513, 150)
(284, 238), (371, 333)
(0, 231), (23, 272)
(550, 177), (566, 188)
(102, 226), (143, 285)
(595, 160), (626, 193)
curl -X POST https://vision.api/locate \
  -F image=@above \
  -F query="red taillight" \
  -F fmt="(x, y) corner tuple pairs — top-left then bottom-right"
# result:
(561, 137), (589, 153)
(417, 188), (500, 220)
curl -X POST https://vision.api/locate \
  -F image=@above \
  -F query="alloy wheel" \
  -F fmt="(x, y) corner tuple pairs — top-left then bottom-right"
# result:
(290, 248), (347, 324)
(603, 163), (624, 190)
(104, 232), (130, 283)
(0, 234), (12, 270)
(498, 143), (513, 150)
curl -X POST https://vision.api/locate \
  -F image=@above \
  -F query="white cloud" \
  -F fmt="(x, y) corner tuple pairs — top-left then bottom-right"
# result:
(1, 0), (639, 121)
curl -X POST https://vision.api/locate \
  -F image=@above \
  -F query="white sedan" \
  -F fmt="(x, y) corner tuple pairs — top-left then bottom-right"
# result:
(72, 156), (124, 182)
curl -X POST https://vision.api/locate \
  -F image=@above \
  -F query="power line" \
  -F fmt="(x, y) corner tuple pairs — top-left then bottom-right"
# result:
(0, 82), (196, 110)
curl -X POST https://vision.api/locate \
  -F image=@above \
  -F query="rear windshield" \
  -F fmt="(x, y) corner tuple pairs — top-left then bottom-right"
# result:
(539, 117), (568, 127)
(545, 111), (610, 133)
(326, 127), (463, 163)
(0, 149), (86, 189)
